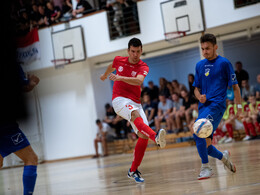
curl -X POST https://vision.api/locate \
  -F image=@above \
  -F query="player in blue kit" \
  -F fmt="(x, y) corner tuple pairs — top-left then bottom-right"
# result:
(0, 65), (39, 194)
(193, 33), (242, 180)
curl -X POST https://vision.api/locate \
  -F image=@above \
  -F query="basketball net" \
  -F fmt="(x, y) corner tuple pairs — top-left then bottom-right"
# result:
(165, 31), (186, 45)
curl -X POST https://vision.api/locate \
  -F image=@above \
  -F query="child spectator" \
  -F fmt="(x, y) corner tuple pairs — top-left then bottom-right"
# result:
(143, 93), (157, 127)
(254, 74), (260, 100)
(154, 93), (172, 131)
(169, 93), (183, 133)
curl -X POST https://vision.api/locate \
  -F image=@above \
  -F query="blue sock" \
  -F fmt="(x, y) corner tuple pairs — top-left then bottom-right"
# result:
(193, 134), (208, 164)
(23, 165), (37, 195)
(207, 145), (223, 160)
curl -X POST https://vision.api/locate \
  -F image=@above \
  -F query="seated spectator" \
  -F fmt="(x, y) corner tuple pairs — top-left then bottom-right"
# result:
(148, 81), (159, 102)
(61, 0), (73, 20)
(254, 74), (260, 100)
(93, 119), (116, 158)
(188, 74), (195, 99)
(241, 95), (259, 140)
(72, 0), (93, 17)
(159, 77), (170, 98)
(103, 103), (126, 139)
(141, 83), (150, 100)
(30, 4), (40, 28)
(45, 1), (62, 25)
(235, 61), (249, 88)
(188, 101), (198, 133)
(175, 89), (194, 133)
(169, 93), (183, 133)
(154, 93), (172, 131)
(17, 8), (31, 35)
(37, 4), (48, 28)
(143, 93), (157, 126)
(241, 79), (255, 101)
(171, 79), (187, 96)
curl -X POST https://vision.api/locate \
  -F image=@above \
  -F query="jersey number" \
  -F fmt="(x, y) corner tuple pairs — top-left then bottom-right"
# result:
(125, 105), (133, 110)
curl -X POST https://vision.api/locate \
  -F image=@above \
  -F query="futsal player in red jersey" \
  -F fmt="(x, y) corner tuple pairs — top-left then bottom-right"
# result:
(100, 38), (166, 183)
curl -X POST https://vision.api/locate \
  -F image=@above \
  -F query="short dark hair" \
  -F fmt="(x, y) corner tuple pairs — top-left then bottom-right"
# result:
(96, 119), (101, 124)
(128, 38), (142, 49)
(200, 33), (217, 45)
(235, 61), (242, 65)
(105, 103), (111, 110)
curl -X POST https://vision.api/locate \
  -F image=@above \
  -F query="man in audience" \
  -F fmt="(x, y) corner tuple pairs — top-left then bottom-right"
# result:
(93, 119), (116, 158)
(154, 93), (172, 131)
(45, 1), (62, 25)
(241, 79), (255, 101)
(235, 61), (249, 88)
(148, 81), (159, 102)
(72, 0), (93, 17)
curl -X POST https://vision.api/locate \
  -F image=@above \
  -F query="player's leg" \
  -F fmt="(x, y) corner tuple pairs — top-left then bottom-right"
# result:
(224, 119), (234, 143)
(246, 117), (257, 138)
(242, 117), (251, 140)
(14, 145), (38, 195)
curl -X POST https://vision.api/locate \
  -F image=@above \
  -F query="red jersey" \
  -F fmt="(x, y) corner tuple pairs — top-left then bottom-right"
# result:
(112, 56), (149, 104)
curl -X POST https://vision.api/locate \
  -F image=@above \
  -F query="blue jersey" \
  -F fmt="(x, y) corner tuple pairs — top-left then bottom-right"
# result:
(193, 55), (238, 104)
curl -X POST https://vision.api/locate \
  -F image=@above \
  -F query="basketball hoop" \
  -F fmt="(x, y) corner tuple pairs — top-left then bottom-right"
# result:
(51, 59), (71, 69)
(164, 31), (186, 45)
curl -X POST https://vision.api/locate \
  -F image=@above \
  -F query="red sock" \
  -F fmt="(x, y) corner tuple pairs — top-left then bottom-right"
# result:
(225, 123), (233, 138)
(243, 121), (250, 136)
(215, 128), (226, 137)
(247, 123), (257, 136)
(130, 137), (148, 172)
(254, 122), (260, 133)
(134, 117), (156, 142)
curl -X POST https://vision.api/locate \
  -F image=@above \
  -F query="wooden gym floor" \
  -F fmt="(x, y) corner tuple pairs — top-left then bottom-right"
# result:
(1, 140), (260, 195)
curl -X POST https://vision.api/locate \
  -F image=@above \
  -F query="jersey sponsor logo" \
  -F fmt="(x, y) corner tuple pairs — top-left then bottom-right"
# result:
(118, 66), (123, 72)
(205, 68), (210, 77)
(205, 64), (213, 67)
(231, 74), (237, 82)
(11, 133), (24, 145)
(143, 71), (148, 75)
(131, 71), (137, 77)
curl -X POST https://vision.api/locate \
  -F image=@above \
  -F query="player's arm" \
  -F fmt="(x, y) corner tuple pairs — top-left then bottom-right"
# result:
(109, 73), (144, 86)
(194, 87), (206, 103)
(100, 63), (116, 81)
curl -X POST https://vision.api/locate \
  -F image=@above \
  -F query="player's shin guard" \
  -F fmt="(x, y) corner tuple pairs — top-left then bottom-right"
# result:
(23, 165), (37, 195)
(134, 117), (156, 142)
(193, 134), (208, 164)
(131, 137), (148, 172)
(207, 145), (223, 160)
(226, 124), (233, 138)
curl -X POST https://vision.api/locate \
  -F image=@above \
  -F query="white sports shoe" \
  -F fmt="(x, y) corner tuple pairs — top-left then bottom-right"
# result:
(222, 150), (236, 173)
(243, 135), (251, 141)
(224, 137), (234, 143)
(218, 136), (227, 144)
(198, 166), (213, 180)
(155, 129), (166, 148)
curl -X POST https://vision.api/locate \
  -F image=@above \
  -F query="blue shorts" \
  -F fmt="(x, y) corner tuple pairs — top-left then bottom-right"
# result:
(0, 123), (30, 158)
(196, 101), (226, 138)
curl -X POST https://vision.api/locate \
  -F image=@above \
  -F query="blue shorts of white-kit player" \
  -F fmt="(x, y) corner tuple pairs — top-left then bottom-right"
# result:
(0, 123), (30, 157)
(196, 101), (226, 139)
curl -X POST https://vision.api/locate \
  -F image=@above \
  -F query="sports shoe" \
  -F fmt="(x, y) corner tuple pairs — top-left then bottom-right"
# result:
(224, 137), (234, 143)
(243, 135), (251, 141)
(155, 129), (166, 148)
(197, 166), (213, 180)
(127, 169), (144, 183)
(222, 150), (236, 173)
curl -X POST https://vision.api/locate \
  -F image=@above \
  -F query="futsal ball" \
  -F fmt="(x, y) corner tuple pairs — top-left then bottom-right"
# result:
(193, 118), (213, 138)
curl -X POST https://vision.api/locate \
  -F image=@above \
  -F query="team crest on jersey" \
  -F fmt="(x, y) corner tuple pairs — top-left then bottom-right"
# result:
(118, 66), (123, 72)
(143, 71), (148, 75)
(231, 74), (237, 82)
(131, 71), (137, 77)
(205, 68), (210, 77)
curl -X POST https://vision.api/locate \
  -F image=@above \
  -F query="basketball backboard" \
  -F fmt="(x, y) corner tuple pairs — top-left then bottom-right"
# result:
(51, 26), (86, 66)
(161, 0), (205, 40)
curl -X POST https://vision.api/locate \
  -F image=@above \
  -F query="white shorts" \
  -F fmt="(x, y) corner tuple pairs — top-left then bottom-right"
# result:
(112, 97), (148, 134)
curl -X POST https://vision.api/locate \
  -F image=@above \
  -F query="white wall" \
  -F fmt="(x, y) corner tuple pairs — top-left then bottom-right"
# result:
(203, 0), (260, 29)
